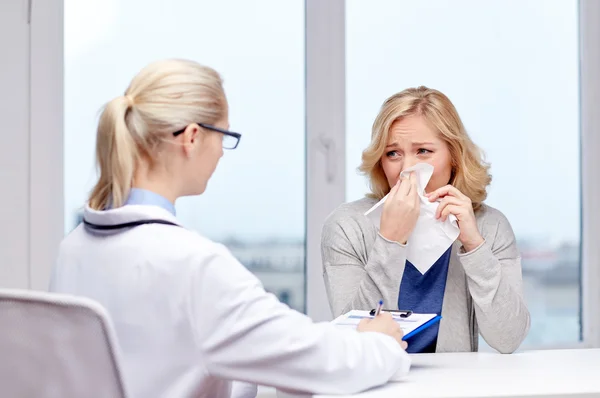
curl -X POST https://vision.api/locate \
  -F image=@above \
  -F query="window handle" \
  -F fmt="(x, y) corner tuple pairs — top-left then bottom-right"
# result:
(314, 133), (336, 183)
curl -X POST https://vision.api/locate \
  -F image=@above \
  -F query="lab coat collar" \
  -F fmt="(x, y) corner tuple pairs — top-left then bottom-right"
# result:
(82, 204), (183, 235)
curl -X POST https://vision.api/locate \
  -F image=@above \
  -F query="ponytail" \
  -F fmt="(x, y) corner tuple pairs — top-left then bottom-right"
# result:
(88, 96), (138, 210)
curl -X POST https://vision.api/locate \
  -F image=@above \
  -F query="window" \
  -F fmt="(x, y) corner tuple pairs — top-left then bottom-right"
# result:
(64, 0), (306, 311)
(345, 0), (581, 346)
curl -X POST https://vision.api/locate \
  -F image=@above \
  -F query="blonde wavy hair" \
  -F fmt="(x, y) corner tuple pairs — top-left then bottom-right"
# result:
(359, 86), (491, 211)
(88, 59), (227, 210)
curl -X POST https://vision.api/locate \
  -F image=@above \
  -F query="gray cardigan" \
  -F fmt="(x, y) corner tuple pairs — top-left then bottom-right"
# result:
(320, 197), (530, 354)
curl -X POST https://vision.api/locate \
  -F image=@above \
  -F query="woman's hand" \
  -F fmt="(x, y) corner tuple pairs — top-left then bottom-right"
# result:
(426, 185), (484, 252)
(379, 172), (420, 244)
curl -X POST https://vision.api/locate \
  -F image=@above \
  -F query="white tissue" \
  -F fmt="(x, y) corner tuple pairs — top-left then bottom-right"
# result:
(364, 163), (460, 275)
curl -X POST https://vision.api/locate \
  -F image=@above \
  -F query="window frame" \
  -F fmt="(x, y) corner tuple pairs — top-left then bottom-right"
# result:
(580, 0), (600, 348)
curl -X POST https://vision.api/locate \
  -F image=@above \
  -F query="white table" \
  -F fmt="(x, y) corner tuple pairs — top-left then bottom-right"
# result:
(277, 349), (600, 398)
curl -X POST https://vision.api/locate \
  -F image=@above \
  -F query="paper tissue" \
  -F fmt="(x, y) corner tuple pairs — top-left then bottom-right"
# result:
(364, 163), (460, 274)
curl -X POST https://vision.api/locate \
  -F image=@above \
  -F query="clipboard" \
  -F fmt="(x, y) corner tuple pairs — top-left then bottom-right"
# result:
(334, 310), (442, 341)
(367, 308), (442, 340)
(402, 315), (441, 340)
(369, 308), (413, 318)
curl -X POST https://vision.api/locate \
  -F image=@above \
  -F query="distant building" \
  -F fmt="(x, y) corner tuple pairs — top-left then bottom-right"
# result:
(226, 240), (306, 312)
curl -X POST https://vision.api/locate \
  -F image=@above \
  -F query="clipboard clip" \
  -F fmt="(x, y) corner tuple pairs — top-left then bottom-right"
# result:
(369, 308), (413, 318)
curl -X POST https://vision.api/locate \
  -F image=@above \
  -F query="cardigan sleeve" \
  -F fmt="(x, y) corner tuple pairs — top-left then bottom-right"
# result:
(321, 209), (408, 317)
(458, 207), (531, 353)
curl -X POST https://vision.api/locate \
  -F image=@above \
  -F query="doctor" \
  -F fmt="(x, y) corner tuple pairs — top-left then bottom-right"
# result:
(49, 59), (410, 398)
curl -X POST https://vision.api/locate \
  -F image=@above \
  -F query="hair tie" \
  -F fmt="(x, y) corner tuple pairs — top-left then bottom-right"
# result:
(124, 94), (135, 107)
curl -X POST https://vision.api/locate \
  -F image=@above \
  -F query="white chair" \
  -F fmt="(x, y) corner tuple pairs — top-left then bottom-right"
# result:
(0, 289), (128, 398)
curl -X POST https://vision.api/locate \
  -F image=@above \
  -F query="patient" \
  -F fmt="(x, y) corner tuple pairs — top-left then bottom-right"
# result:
(321, 86), (530, 354)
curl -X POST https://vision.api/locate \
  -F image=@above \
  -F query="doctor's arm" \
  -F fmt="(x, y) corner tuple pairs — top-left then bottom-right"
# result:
(321, 214), (408, 318)
(457, 211), (531, 354)
(230, 381), (257, 398)
(190, 248), (410, 396)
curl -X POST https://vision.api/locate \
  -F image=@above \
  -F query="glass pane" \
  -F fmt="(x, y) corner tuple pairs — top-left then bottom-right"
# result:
(346, 0), (580, 346)
(64, 0), (306, 312)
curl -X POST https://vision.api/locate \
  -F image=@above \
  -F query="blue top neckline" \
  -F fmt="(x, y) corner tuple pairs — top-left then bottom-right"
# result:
(125, 188), (176, 216)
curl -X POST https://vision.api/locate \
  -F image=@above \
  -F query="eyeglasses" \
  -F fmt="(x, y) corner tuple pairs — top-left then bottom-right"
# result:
(172, 123), (242, 150)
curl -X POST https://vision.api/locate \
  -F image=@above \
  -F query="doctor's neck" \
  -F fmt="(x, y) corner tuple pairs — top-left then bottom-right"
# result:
(131, 162), (180, 204)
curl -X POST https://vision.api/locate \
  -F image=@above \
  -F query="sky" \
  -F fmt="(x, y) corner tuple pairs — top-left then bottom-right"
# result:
(64, 0), (580, 246)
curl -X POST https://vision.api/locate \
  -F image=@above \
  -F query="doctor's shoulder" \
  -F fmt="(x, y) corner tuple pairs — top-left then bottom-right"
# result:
(172, 228), (261, 279)
(164, 227), (237, 262)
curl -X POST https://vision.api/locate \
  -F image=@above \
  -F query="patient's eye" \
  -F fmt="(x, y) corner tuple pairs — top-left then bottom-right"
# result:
(417, 148), (432, 155)
(386, 150), (400, 158)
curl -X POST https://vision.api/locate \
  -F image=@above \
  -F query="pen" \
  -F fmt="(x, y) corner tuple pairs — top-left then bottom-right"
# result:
(374, 300), (383, 317)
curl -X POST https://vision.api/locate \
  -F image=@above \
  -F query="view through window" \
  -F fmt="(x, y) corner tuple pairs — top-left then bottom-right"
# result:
(64, 0), (306, 311)
(346, 0), (581, 346)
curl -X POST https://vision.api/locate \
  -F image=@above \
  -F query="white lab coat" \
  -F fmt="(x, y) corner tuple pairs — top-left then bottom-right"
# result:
(50, 204), (410, 398)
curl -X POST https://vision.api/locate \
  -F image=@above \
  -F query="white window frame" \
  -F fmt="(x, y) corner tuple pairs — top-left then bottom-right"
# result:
(580, 0), (600, 349)
(27, 0), (600, 348)
(305, 0), (346, 321)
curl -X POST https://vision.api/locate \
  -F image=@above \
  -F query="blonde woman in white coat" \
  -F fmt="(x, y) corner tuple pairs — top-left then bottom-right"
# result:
(49, 59), (410, 398)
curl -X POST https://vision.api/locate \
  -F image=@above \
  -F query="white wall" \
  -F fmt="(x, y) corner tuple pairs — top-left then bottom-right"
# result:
(0, 0), (63, 290)
(29, 0), (64, 290)
(0, 0), (30, 288)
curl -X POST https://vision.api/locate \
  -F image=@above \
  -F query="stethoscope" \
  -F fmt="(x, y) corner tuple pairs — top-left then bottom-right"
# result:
(83, 219), (180, 231)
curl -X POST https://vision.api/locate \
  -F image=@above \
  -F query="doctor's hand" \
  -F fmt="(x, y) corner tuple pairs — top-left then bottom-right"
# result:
(357, 312), (408, 350)
(426, 184), (484, 253)
(379, 172), (420, 245)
